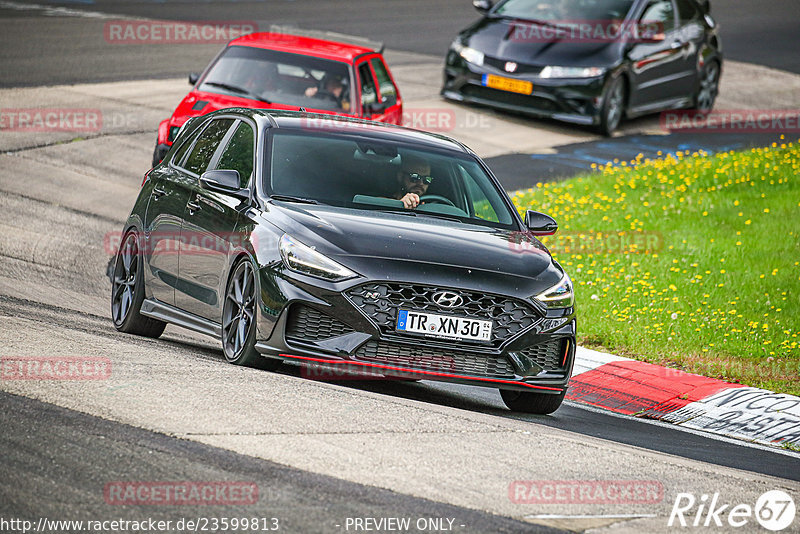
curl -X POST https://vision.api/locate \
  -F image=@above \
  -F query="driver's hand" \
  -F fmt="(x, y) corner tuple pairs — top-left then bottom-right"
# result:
(399, 193), (420, 209)
(304, 87), (318, 98)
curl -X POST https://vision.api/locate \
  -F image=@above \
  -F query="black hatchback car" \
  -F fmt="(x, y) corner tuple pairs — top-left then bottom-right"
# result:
(442, 0), (722, 134)
(111, 109), (576, 414)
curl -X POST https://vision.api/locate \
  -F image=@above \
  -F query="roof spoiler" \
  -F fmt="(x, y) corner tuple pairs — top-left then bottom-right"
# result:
(266, 24), (385, 54)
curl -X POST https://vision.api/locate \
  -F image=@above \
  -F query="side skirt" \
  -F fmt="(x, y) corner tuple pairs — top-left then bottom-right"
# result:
(140, 298), (221, 338)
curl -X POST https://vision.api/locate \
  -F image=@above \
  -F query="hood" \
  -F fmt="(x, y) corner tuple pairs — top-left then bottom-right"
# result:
(461, 16), (621, 66)
(168, 90), (355, 128)
(266, 203), (563, 295)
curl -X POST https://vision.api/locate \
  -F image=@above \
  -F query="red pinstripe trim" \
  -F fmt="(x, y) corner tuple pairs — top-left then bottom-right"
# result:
(561, 339), (571, 367)
(279, 353), (564, 392)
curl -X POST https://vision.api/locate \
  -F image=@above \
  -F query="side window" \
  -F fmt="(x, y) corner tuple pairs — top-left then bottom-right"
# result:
(215, 121), (255, 188)
(370, 58), (397, 107)
(457, 165), (509, 224)
(171, 123), (205, 166)
(358, 62), (378, 113)
(182, 118), (235, 176)
(675, 0), (698, 23)
(640, 0), (676, 33)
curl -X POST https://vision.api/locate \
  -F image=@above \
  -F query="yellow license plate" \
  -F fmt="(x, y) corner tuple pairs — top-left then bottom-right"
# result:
(482, 74), (533, 95)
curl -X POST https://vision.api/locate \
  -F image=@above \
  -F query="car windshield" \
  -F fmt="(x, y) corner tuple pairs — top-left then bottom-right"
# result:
(266, 130), (517, 229)
(199, 46), (353, 113)
(493, 0), (635, 21)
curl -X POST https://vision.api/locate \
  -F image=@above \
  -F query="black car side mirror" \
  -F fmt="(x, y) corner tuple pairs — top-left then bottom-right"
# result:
(199, 170), (249, 200)
(473, 0), (493, 14)
(189, 72), (200, 85)
(525, 210), (558, 235)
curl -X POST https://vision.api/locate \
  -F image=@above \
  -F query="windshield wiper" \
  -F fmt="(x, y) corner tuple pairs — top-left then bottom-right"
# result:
(269, 194), (319, 205)
(204, 81), (272, 104)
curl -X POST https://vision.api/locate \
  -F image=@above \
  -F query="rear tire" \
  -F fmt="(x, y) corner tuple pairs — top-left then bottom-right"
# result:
(694, 60), (720, 113)
(500, 388), (566, 415)
(111, 230), (166, 338)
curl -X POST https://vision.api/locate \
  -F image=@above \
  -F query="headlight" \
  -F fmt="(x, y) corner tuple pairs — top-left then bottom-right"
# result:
(539, 66), (605, 78)
(452, 41), (484, 66)
(279, 234), (357, 282)
(533, 272), (574, 309)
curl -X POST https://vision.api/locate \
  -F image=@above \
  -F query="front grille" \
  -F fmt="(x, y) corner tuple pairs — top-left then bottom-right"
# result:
(346, 283), (541, 346)
(462, 85), (557, 111)
(285, 305), (354, 341)
(515, 339), (564, 372)
(484, 56), (543, 75)
(355, 340), (515, 378)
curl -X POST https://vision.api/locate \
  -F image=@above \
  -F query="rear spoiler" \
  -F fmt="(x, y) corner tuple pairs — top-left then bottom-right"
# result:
(266, 24), (385, 54)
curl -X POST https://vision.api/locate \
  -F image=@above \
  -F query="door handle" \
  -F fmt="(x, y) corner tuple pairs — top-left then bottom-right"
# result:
(186, 200), (202, 214)
(152, 186), (167, 199)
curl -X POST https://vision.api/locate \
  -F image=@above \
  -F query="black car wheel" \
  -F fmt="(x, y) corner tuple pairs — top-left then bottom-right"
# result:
(598, 76), (625, 136)
(222, 258), (278, 369)
(695, 61), (720, 113)
(500, 388), (566, 415)
(111, 231), (166, 338)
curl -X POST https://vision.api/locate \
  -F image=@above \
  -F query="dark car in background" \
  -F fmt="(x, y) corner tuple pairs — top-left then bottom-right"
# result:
(442, 0), (722, 134)
(113, 108), (576, 414)
(153, 31), (402, 166)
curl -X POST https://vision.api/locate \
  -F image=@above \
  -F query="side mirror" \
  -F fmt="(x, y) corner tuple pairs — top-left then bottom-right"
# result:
(188, 72), (200, 85)
(367, 101), (386, 115)
(525, 210), (558, 235)
(473, 0), (493, 14)
(199, 170), (249, 199)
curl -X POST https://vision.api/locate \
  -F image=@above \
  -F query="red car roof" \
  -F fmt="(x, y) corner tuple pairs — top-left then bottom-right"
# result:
(228, 32), (376, 63)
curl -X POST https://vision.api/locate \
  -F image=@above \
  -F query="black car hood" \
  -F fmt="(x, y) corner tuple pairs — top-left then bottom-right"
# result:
(266, 203), (562, 293)
(462, 16), (620, 66)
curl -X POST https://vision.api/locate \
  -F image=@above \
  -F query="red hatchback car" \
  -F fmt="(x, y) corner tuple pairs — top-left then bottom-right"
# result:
(153, 31), (403, 166)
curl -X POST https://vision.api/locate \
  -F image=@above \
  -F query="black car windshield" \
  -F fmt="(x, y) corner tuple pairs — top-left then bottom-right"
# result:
(199, 46), (353, 113)
(267, 131), (517, 229)
(493, 0), (635, 21)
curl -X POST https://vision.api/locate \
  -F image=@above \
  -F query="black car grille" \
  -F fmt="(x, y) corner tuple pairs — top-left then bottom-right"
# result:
(345, 283), (541, 346)
(354, 340), (516, 378)
(484, 56), (543, 75)
(285, 305), (354, 341)
(462, 85), (557, 111)
(514, 339), (565, 372)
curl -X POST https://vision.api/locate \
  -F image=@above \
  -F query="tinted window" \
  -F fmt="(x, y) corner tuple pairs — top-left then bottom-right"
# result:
(268, 131), (516, 229)
(675, 0), (697, 22)
(183, 118), (234, 176)
(198, 46), (351, 113)
(171, 123), (204, 166)
(370, 58), (397, 107)
(640, 0), (675, 32)
(216, 121), (255, 188)
(358, 63), (378, 112)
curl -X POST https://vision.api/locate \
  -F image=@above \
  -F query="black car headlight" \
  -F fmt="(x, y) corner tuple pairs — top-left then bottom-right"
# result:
(451, 41), (484, 66)
(539, 66), (605, 78)
(279, 234), (357, 282)
(533, 272), (575, 309)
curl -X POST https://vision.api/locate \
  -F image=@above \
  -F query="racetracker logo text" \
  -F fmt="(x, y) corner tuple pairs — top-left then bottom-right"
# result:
(104, 481), (258, 506)
(104, 21), (258, 44)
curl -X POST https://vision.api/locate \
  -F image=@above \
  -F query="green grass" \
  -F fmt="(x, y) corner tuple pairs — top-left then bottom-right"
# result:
(511, 139), (800, 395)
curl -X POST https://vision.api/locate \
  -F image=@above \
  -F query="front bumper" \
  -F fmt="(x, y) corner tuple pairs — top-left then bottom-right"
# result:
(442, 53), (606, 126)
(254, 273), (576, 394)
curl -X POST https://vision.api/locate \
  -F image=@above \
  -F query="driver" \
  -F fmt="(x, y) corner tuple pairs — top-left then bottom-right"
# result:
(304, 74), (351, 111)
(393, 153), (434, 209)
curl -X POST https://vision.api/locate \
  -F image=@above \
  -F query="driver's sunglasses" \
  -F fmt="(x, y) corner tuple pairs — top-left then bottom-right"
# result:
(402, 172), (434, 185)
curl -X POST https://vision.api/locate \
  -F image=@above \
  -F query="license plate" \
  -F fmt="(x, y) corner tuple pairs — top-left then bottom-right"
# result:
(482, 74), (533, 95)
(396, 310), (492, 342)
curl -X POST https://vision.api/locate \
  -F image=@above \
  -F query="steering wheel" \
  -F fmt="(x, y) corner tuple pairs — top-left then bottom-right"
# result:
(419, 194), (456, 207)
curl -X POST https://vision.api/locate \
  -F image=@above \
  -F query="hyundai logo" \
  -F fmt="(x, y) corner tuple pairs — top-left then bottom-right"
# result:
(432, 291), (464, 308)
(504, 61), (518, 73)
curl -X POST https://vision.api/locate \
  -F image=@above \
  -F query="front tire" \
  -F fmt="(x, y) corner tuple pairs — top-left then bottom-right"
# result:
(694, 61), (720, 113)
(598, 75), (625, 136)
(221, 258), (278, 370)
(111, 230), (166, 338)
(500, 388), (566, 415)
